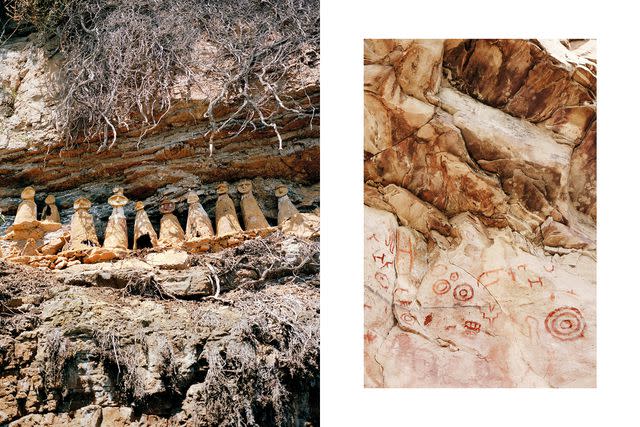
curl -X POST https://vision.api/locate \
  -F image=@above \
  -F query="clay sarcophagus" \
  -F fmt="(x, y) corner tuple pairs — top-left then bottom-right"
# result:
(133, 201), (158, 250)
(275, 184), (299, 225)
(238, 180), (270, 230)
(12, 186), (38, 230)
(158, 198), (185, 248)
(41, 194), (61, 223)
(69, 197), (100, 250)
(185, 191), (214, 240)
(215, 182), (243, 237)
(103, 188), (129, 251)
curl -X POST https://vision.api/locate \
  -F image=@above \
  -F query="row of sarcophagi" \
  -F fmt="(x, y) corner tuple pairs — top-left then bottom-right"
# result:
(4, 180), (300, 252)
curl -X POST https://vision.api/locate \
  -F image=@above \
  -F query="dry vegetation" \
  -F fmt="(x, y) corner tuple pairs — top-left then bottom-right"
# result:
(2, 0), (319, 149)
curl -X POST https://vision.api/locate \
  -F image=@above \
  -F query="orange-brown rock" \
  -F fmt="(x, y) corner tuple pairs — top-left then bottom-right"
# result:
(280, 213), (320, 240)
(215, 183), (243, 237)
(238, 180), (270, 230)
(364, 64), (435, 155)
(443, 39), (595, 126)
(568, 121), (596, 221)
(364, 39), (596, 389)
(364, 118), (508, 220)
(364, 184), (451, 238)
(20, 238), (39, 256)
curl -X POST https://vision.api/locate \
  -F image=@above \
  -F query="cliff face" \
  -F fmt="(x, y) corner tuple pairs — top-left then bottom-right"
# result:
(0, 35), (320, 237)
(0, 27), (319, 426)
(364, 39), (596, 388)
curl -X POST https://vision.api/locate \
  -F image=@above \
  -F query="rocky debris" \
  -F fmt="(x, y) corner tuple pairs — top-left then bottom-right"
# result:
(145, 250), (190, 270)
(363, 39), (596, 388)
(0, 231), (320, 426)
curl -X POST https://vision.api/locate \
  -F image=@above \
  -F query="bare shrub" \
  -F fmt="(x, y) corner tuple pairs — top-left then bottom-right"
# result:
(199, 283), (319, 426)
(42, 328), (71, 389)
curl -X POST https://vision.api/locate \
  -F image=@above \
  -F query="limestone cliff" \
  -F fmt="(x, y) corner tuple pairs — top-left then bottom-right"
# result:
(364, 39), (595, 388)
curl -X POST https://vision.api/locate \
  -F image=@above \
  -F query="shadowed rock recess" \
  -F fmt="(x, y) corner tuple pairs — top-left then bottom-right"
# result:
(0, 5), (319, 426)
(364, 39), (595, 388)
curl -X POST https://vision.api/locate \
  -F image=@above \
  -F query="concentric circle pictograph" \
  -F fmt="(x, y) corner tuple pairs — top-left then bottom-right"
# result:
(432, 279), (451, 295)
(544, 306), (585, 341)
(400, 312), (415, 324)
(453, 283), (474, 302)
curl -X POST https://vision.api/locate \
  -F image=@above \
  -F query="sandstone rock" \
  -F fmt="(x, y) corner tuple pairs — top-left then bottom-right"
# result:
(393, 39), (444, 102)
(541, 217), (595, 250)
(364, 121), (509, 219)
(145, 249), (190, 270)
(364, 184), (451, 238)
(443, 39), (595, 123)
(568, 120), (596, 220)
(364, 38), (596, 388)
(157, 270), (212, 298)
(280, 213), (320, 240)
(371, 214), (595, 387)
(364, 206), (398, 387)
(364, 64), (435, 155)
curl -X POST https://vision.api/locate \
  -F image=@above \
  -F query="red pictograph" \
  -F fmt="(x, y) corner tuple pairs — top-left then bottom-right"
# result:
(527, 277), (543, 288)
(423, 313), (433, 326)
(396, 231), (414, 272)
(481, 303), (499, 327)
(463, 320), (481, 333)
(374, 272), (390, 290)
(449, 272), (459, 282)
(372, 252), (394, 269)
(384, 232), (395, 254)
(364, 330), (377, 344)
(432, 279), (451, 295)
(453, 283), (474, 302)
(399, 312), (415, 324)
(544, 306), (586, 341)
(477, 268), (503, 287)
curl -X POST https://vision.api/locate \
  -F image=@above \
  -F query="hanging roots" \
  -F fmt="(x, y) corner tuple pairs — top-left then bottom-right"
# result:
(4, 0), (319, 150)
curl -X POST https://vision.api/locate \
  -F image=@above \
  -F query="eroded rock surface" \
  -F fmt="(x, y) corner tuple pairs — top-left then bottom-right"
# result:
(1, 233), (320, 425)
(363, 39), (596, 388)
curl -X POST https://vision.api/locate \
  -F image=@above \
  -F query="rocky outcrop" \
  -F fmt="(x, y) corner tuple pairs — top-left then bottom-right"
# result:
(1, 233), (320, 426)
(363, 39), (596, 388)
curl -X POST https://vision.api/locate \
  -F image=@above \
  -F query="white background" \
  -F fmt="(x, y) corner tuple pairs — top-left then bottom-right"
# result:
(320, 0), (640, 425)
